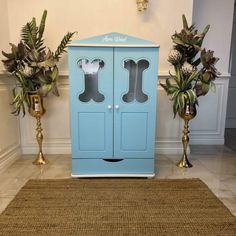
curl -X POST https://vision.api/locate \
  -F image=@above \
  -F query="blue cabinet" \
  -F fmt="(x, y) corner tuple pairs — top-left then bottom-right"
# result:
(68, 33), (159, 177)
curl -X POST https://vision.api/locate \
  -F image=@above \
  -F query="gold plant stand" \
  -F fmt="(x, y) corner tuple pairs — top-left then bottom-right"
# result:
(29, 93), (48, 165)
(177, 102), (197, 168)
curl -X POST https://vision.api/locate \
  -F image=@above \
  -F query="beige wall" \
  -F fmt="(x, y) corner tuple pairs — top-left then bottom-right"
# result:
(0, 1), (21, 171)
(0, 0), (10, 71)
(4, 0), (193, 75)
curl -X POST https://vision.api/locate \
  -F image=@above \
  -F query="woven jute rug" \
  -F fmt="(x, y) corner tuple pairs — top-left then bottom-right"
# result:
(0, 179), (236, 236)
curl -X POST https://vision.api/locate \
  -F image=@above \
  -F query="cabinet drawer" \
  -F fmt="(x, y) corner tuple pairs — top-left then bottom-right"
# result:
(72, 158), (155, 177)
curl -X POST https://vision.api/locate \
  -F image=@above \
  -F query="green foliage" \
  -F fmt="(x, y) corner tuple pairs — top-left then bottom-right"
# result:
(160, 14), (220, 117)
(2, 10), (75, 116)
(54, 32), (75, 59)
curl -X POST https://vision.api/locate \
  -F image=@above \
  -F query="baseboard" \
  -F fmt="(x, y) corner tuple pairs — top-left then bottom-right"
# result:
(22, 141), (189, 155)
(189, 138), (224, 145)
(22, 145), (71, 155)
(0, 143), (21, 173)
(155, 141), (189, 154)
(22, 141), (185, 155)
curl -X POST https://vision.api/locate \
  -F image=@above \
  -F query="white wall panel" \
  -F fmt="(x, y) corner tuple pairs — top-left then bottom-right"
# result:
(156, 82), (183, 154)
(190, 78), (229, 144)
(0, 76), (21, 172)
(18, 77), (229, 154)
(20, 78), (71, 154)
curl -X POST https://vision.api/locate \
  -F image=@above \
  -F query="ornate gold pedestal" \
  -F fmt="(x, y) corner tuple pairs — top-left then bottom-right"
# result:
(177, 102), (197, 168)
(29, 93), (48, 165)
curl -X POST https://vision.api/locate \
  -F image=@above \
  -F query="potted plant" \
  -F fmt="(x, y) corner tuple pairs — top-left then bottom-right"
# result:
(160, 15), (220, 168)
(1, 10), (75, 164)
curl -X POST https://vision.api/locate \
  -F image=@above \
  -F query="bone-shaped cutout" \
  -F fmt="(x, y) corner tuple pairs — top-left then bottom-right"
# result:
(78, 59), (105, 102)
(123, 59), (149, 103)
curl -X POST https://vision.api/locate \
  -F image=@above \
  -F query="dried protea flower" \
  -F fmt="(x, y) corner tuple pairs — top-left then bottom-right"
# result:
(182, 62), (194, 75)
(168, 49), (182, 64)
(23, 65), (33, 77)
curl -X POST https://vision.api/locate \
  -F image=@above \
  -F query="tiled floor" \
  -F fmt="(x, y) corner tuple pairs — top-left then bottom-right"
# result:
(0, 145), (236, 216)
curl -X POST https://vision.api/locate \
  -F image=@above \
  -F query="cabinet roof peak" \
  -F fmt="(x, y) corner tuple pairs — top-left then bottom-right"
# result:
(69, 32), (159, 48)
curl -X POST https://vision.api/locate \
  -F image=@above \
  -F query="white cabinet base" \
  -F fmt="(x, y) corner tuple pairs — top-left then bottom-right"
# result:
(71, 174), (155, 178)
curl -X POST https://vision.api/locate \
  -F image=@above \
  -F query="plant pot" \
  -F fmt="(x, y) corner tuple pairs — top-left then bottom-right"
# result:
(28, 92), (45, 118)
(178, 102), (197, 121)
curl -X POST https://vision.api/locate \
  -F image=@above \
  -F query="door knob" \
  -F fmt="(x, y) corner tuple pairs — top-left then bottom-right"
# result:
(115, 105), (119, 109)
(107, 105), (112, 110)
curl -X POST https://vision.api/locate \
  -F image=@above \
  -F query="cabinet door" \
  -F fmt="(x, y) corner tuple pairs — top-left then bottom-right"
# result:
(113, 48), (158, 158)
(69, 47), (113, 159)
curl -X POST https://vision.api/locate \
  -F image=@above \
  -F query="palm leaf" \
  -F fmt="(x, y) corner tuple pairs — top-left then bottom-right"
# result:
(35, 10), (47, 51)
(21, 21), (36, 49)
(198, 25), (210, 47)
(38, 10), (47, 43)
(31, 17), (37, 43)
(21, 12), (47, 52)
(54, 32), (75, 59)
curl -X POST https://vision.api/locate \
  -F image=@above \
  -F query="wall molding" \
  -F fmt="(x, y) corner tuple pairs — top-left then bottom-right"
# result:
(155, 141), (185, 155)
(20, 76), (185, 155)
(190, 77), (229, 145)
(0, 142), (21, 173)
(22, 145), (71, 155)
(20, 81), (71, 155)
(22, 141), (184, 155)
(0, 74), (228, 156)
(0, 74), (21, 172)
